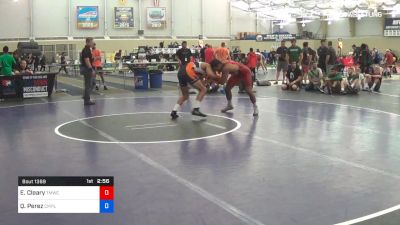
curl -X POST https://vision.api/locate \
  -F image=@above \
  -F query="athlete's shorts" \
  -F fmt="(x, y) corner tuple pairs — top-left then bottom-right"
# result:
(95, 67), (103, 73)
(277, 61), (288, 72)
(177, 63), (200, 87)
(226, 69), (253, 90)
(283, 81), (301, 91)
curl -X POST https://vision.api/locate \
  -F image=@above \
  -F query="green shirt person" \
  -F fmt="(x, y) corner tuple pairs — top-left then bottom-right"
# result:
(287, 39), (303, 64)
(0, 46), (16, 76)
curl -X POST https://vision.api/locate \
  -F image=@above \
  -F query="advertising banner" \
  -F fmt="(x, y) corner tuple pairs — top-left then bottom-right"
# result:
(255, 34), (296, 42)
(23, 75), (48, 98)
(77, 6), (99, 29)
(114, 7), (134, 29)
(384, 18), (400, 37)
(147, 7), (166, 29)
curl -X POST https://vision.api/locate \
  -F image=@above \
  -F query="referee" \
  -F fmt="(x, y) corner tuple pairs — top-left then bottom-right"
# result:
(80, 37), (95, 106)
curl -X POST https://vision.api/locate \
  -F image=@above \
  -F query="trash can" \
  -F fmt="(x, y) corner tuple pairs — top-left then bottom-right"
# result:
(133, 69), (148, 90)
(149, 70), (163, 88)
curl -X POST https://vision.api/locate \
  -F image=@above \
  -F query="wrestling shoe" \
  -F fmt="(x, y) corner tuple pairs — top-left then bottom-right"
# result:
(192, 108), (207, 117)
(170, 111), (179, 120)
(253, 106), (259, 117)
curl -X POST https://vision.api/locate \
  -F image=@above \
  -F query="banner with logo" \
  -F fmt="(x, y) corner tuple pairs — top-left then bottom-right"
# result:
(0, 77), (17, 97)
(114, 7), (134, 28)
(256, 34), (296, 42)
(384, 18), (400, 37)
(77, 6), (99, 29)
(147, 7), (166, 29)
(23, 75), (48, 98)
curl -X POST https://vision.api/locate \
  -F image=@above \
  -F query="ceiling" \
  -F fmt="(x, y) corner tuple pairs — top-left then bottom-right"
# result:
(231, 0), (400, 23)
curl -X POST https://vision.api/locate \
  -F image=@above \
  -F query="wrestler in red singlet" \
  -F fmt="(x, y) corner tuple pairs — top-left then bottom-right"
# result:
(210, 60), (258, 116)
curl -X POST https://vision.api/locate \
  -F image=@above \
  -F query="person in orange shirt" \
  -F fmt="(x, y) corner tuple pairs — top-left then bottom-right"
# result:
(92, 43), (108, 90)
(247, 48), (258, 82)
(214, 42), (231, 63)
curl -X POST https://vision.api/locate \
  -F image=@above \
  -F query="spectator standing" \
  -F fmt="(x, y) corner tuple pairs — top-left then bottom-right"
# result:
(80, 37), (96, 106)
(92, 43), (108, 91)
(384, 49), (394, 77)
(34, 55), (40, 72)
(215, 42), (230, 63)
(0, 46), (16, 76)
(287, 39), (303, 64)
(58, 52), (68, 75)
(275, 40), (289, 84)
(12, 51), (21, 71)
(317, 39), (329, 74)
(114, 49), (122, 70)
(326, 41), (337, 73)
(200, 44), (206, 62)
(359, 44), (372, 73)
(204, 45), (215, 64)
(175, 41), (192, 65)
(247, 48), (258, 81)
(40, 55), (46, 71)
(301, 42), (311, 83)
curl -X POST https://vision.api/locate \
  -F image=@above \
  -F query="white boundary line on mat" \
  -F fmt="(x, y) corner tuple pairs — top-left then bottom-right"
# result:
(54, 112), (241, 144)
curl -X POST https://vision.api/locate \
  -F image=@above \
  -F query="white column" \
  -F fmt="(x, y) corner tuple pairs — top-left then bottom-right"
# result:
(104, 0), (108, 37)
(30, 0), (33, 38)
(256, 13), (258, 33)
(201, 0), (205, 37)
(68, 0), (71, 37)
(229, 0), (232, 38)
(171, 0), (174, 37)
(138, 0), (142, 31)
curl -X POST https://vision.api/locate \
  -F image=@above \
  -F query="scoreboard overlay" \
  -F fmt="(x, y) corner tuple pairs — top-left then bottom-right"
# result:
(18, 176), (114, 213)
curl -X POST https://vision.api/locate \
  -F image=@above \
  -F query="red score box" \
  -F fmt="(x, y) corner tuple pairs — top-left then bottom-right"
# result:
(100, 186), (114, 200)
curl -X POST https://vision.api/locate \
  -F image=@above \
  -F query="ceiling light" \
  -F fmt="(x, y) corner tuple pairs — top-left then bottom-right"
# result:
(328, 20), (332, 25)
(302, 23), (305, 27)
(280, 25), (284, 29)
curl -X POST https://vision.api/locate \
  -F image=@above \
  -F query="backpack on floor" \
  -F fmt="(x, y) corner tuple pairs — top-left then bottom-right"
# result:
(256, 80), (271, 86)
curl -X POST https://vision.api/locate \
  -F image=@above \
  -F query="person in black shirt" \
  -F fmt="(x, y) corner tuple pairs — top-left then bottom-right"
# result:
(200, 44), (207, 62)
(58, 52), (68, 75)
(175, 41), (192, 65)
(16, 60), (33, 75)
(282, 61), (302, 91)
(33, 55), (40, 72)
(12, 51), (21, 71)
(275, 40), (289, 84)
(326, 41), (337, 73)
(352, 44), (360, 65)
(301, 42), (311, 83)
(317, 39), (329, 74)
(114, 49), (122, 71)
(40, 55), (46, 71)
(80, 37), (95, 106)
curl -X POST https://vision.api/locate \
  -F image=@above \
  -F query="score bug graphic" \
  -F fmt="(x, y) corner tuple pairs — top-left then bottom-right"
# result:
(18, 177), (114, 214)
